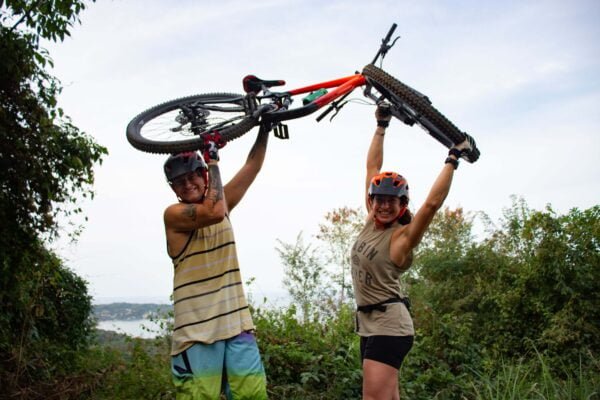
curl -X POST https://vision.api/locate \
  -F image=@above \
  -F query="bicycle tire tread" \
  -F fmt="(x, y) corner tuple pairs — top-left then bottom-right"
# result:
(362, 64), (480, 162)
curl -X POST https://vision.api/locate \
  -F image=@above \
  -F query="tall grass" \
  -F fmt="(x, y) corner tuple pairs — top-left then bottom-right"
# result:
(467, 350), (599, 400)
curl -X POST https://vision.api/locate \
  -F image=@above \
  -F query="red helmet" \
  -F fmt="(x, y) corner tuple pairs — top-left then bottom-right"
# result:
(164, 152), (207, 183)
(368, 172), (409, 201)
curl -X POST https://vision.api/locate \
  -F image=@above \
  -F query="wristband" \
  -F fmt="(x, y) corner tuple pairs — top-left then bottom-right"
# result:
(445, 157), (459, 169)
(377, 120), (390, 128)
(448, 148), (463, 159)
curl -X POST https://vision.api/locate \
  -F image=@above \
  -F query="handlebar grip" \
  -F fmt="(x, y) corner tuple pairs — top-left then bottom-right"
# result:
(383, 23), (397, 43)
(461, 132), (480, 163)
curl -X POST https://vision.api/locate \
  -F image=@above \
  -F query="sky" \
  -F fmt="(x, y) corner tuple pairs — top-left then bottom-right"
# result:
(44, 0), (600, 304)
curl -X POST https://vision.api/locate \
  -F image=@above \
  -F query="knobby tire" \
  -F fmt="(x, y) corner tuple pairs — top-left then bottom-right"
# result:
(362, 64), (480, 162)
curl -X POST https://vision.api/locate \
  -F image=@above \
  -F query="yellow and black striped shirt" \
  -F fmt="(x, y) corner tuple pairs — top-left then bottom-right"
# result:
(170, 216), (254, 355)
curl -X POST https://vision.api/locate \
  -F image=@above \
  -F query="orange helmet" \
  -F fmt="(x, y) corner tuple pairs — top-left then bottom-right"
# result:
(368, 172), (409, 200)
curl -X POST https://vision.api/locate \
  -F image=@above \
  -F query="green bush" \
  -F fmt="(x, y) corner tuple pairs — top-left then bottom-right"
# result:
(81, 335), (174, 400)
(253, 302), (362, 399)
(0, 238), (95, 398)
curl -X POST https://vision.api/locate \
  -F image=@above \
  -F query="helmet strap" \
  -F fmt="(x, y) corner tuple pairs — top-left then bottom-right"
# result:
(397, 206), (407, 219)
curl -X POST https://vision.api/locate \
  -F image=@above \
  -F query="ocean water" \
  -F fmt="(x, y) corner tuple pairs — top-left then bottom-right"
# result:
(97, 319), (167, 338)
(94, 290), (291, 339)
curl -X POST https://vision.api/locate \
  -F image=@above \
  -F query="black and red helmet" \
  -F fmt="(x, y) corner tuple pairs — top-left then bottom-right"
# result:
(368, 172), (409, 201)
(163, 152), (207, 184)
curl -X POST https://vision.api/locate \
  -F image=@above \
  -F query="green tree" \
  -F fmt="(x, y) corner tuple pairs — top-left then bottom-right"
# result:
(1, 0), (102, 239)
(276, 233), (327, 322)
(403, 200), (600, 399)
(276, 207), (365, 320)
(480, 200), (600, 362)
(1, 1), (106, 396)
(403, 207), (485, 397)
(317, 206), (365, 306)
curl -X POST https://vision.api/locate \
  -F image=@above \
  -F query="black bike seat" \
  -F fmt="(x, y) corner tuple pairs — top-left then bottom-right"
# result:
(242, 75), (285, 94)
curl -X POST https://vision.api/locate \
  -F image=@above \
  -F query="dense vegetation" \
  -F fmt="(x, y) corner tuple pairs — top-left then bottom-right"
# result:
(83, 202), (599, 399)
(1, 1), (598, 399)
(0, 1), (106, 398)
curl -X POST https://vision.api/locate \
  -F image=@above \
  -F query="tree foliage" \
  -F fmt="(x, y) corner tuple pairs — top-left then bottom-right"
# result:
(276, 207), (366, 321)
(275, 200), (599, 398)
(403, 199), (600, 398)
(0, 1), (105, 397)
(1, 0), (104, 239)
(74, 200), (599, 399)
(276, 233), (327, 322)
(252, 303), (362, 399)
(317, 206), (365, 305)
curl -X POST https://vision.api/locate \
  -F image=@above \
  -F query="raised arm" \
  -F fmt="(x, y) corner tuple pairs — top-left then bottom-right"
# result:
(224, 126), (270, 212)
(390, 141), (471, 265)
(365, 103), (393, 210)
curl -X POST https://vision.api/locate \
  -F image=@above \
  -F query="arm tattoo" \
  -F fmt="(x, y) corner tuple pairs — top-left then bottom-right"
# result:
(183, 204), (196, 220)
(206, 164), (224, 202)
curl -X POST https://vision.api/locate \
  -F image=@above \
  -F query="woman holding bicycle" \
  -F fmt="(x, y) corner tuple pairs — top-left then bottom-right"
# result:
(351, 103), (470, 399)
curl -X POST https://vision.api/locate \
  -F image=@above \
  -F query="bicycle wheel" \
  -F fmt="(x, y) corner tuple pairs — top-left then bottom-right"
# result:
(362, 64), (480, 162)
(126, 93), (259, 154)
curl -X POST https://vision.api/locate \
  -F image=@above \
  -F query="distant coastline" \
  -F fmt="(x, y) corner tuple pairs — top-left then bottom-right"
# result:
(94, 303), (172, 321)
(93, 290), (291, 322)
(94, 296), (171, 305)
(97, 319), (166, 338)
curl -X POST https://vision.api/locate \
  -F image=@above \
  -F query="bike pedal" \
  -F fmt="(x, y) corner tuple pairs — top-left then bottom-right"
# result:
(273, 123), (289, 140)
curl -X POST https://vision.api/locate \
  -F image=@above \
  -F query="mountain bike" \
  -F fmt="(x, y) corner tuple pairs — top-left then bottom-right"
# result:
(126, 23), (480, 163)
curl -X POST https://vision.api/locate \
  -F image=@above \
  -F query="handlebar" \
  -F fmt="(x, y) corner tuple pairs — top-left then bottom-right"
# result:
(383, 23), (398, 44)
(316, 105), (334, 122)
(371, 23), (399, 65)
(315, 91), (352, 122)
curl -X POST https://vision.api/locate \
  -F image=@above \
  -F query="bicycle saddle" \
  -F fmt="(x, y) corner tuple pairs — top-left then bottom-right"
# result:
(243, 75), (285, 94)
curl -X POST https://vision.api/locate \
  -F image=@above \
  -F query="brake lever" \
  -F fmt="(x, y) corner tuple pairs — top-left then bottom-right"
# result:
(371, 23), (401, 64)
(316, 91), (352, 122)
(378, 36), (400, 63)
(328, 100), (349, 122)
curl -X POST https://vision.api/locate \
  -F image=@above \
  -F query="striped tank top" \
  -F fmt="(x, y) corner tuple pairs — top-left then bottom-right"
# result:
(170, 216), (254, 355)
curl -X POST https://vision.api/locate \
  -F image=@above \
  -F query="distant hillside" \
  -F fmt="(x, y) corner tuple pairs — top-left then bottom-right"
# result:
(94, 302), (172, 321)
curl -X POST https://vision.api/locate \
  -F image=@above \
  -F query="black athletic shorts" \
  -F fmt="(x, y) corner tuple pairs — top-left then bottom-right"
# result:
(360, 335), (414, 369)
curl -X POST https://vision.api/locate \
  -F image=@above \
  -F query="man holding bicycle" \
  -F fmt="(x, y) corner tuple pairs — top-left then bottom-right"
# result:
(163, 129), (269, 399)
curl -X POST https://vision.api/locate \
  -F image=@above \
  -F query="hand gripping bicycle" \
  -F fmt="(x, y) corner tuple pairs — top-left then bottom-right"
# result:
(126, 23), (480, 163)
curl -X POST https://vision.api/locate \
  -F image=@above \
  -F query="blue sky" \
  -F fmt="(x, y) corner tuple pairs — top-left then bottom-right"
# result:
(45, 0), (600, 304)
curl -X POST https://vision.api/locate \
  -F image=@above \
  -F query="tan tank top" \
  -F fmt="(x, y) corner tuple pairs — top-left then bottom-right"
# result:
(351, 218), (414, 336)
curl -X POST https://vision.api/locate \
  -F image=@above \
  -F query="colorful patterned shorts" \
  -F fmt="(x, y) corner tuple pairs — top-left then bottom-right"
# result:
(171, 331), (267, 399)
